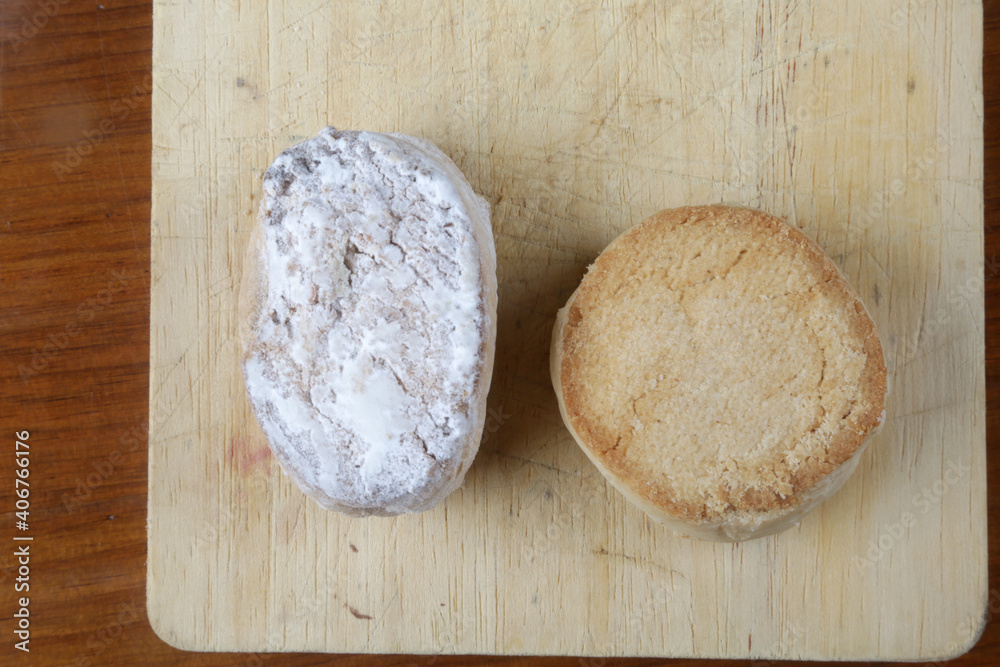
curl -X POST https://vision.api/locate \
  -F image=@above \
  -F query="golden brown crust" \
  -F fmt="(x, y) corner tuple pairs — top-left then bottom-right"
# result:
(556, 206), (887, 526)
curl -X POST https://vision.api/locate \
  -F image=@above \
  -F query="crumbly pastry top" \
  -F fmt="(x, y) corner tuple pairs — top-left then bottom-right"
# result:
(242, 128), (492, 515)
(558, 206), (887, 522)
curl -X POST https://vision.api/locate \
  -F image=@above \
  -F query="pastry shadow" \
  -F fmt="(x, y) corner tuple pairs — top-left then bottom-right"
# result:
(443, 138), (636, 492)
(463, 209), (619, 485)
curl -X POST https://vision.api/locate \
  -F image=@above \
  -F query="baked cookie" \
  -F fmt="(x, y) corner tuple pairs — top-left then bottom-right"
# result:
(551, 206), (887, 540)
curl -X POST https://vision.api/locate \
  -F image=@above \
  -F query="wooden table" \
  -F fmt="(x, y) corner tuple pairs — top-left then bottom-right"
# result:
(1, 1), (996, 665)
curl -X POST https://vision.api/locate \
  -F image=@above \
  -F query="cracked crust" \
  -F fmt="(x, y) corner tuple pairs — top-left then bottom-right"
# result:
(240, 128), (497, 516)
(551, 206), (887, 540)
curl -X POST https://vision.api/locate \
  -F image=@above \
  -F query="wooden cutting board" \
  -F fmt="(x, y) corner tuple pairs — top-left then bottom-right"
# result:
(147, 0), (986, 659)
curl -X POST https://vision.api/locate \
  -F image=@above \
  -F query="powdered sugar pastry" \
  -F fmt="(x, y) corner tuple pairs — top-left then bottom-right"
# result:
(241, 128), (496, 516)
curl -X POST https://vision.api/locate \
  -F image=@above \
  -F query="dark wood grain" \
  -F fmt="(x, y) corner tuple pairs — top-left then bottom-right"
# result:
(0, 1), (995, 665)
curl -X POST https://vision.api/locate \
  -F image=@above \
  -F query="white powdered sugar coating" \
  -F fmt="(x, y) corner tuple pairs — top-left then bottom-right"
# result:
(243, 128), (495, 516)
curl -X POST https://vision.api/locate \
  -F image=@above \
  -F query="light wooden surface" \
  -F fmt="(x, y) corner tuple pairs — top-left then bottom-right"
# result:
(148, 0), (986, 659)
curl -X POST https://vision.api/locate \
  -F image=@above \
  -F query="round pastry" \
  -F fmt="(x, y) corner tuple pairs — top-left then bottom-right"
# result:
(550, 205), (887, 541)
(240, 127), (497, 516)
